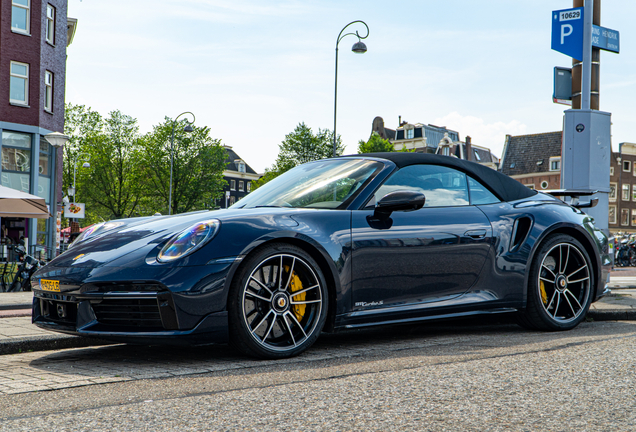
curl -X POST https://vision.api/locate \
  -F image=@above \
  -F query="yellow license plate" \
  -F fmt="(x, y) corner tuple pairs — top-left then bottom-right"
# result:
(40, 279), (60, 292)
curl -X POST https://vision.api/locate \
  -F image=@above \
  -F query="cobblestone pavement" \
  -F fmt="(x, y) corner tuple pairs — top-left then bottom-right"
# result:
(0, 318), (634, 396)
(0, 320), (635, 431)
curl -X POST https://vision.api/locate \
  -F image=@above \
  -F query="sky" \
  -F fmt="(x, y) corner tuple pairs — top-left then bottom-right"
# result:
(65, 0), (636, 173)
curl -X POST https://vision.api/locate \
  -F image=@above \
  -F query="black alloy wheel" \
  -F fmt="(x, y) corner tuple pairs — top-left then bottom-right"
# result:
(228, 243), (328, 359)
(518, 234), (593, 331)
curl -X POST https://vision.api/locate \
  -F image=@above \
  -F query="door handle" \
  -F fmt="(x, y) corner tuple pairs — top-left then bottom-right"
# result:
(464, 229), (487, 239)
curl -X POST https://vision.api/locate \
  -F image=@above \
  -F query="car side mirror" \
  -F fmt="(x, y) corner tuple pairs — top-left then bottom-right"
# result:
(373, 191), (425, 220)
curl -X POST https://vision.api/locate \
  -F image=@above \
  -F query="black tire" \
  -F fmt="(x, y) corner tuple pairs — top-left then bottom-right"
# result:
(517, 234), (594, 331)
(228, 243), (328, 359)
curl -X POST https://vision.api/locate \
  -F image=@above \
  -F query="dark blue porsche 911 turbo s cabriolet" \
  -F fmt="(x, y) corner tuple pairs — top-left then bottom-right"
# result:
(32, 153), (611, 359)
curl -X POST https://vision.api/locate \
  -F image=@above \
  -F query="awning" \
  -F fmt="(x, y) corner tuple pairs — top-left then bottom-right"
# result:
(0, 185), (51, 219)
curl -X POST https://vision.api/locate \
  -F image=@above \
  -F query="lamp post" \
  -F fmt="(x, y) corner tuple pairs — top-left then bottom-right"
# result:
(68, 153), (90, 205)
(333, 20), (369, 157)
(169, 112), (195, 215)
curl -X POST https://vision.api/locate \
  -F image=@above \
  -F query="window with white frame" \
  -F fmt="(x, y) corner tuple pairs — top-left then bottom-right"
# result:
(624, 160), (631, 172)
(45, 4), (55, 44)
(609, 205), (617, 225)
(632, 184), (636, 202)
(526, 184), (535, 190)
(11, 0), (30, 34)
(610, 166), (614, 176)
(622, 209), (630, 226)
(230, 180), (236, 190)
(44, 71), (53, 112)
(549, 157), (561, 171)
(610, 182), (617, 202)
(406, 127), (414, 139)
(631, 210), (636, 227)
(246, 182), (251, 192)
(541, 180), (549, 189)
(623, 184), (630, 201)
(10, 62), (29, 105)
(237, 161), (246, 173)
(238, 181), (244, 192)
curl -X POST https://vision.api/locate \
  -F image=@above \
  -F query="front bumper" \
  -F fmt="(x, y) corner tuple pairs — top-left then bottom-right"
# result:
(32, 290), (229, 345)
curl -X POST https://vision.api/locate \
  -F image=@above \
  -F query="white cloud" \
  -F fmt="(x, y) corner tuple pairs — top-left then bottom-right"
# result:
(432, 112), (528, 159)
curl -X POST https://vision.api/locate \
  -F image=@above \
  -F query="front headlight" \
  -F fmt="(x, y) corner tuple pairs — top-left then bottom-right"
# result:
(157, 219), (220, 263)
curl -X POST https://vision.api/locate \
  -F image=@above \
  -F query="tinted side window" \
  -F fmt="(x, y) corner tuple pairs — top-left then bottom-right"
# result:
(374, 165), (469, 207)
(468, 177), (500, 205)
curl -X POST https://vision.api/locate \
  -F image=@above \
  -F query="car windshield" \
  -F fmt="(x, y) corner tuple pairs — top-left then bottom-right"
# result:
(232, 158), (384, 209)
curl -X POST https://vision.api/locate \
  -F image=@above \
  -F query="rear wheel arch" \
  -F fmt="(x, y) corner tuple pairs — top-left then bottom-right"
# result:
(525, 226), (600, 303)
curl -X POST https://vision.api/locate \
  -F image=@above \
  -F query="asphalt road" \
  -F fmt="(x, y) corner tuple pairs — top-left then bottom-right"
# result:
(1, 318), (636, 431)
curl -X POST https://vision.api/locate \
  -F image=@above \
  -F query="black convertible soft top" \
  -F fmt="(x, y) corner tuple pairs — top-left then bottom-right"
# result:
(345, 152), (538, 203)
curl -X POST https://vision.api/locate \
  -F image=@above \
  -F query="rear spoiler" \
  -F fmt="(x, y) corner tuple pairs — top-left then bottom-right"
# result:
(543, 189), (599, 209)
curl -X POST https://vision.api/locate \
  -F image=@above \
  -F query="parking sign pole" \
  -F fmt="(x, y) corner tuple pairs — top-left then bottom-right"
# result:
(580, 0), (593, 110)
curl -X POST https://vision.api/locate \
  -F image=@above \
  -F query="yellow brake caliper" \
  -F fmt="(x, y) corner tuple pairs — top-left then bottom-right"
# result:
(285, 266), (306, 321)
(540, 280), (548, 305)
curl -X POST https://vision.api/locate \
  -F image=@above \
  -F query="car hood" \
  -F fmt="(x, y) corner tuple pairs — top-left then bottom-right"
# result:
(47, 208), (301, 269)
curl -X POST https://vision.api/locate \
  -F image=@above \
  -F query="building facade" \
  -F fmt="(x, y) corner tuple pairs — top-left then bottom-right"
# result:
(499, 132), (562, 191)
(217, 145), (260, 208)
(609, 142), (636, 232)
(0, 0), (76, 257)
(371, 116), (460, 153)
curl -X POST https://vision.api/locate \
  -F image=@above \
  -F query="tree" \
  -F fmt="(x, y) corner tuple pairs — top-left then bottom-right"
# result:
(254, 123), (344, 189)
(64, 105), (147, 223)
(139, 118), (228, 215)
(358, 132), (394, 153)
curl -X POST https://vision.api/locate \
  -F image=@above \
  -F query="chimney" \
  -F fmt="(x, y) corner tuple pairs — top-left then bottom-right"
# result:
(465, 136), (472, 162)
(398, 115), (401, 127)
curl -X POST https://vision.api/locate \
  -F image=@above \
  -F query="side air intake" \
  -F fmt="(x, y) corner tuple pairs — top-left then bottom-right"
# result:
(510, 217), (532, 252)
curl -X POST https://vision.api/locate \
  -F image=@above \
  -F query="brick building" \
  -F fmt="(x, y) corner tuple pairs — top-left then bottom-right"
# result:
(0, 0), (76, 256)
(499, 132), (562, 191)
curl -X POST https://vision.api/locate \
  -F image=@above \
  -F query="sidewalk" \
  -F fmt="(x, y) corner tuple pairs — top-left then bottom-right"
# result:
(2, 270), (636, 356)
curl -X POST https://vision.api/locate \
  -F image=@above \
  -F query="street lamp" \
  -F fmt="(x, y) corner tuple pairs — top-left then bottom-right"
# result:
(44, 131), (70, 148)
(69, 153), (90, 204)
(169, 112), (195, 215)
(333, 20), (369, 157)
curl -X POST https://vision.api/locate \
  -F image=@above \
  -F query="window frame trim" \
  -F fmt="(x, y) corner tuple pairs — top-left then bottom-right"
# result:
(45, 4), (55, 45)
(44, 70), (53, 113)
(9, 61), (29, 106)
(11, 0), (31, 35)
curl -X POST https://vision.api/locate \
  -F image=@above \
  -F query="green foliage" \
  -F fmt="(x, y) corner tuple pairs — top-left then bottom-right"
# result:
(64, 105), (146, 224)
(63, 104), (228, 223)
(254, 123), (343, 189)
(138, 117), (227, 215)
(358, 132), (394, 153)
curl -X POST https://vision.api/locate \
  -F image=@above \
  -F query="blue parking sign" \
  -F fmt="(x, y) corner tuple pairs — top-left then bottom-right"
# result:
(551, 7), (584, 61)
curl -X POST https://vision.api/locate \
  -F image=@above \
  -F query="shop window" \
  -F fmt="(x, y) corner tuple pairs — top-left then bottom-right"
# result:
(11, 0), (30, 34)
(1, 131), (31, 193)
(38, 139), (51, 203)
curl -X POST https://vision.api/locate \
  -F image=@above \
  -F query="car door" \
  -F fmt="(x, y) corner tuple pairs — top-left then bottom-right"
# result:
(350, 164), (494, 310)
